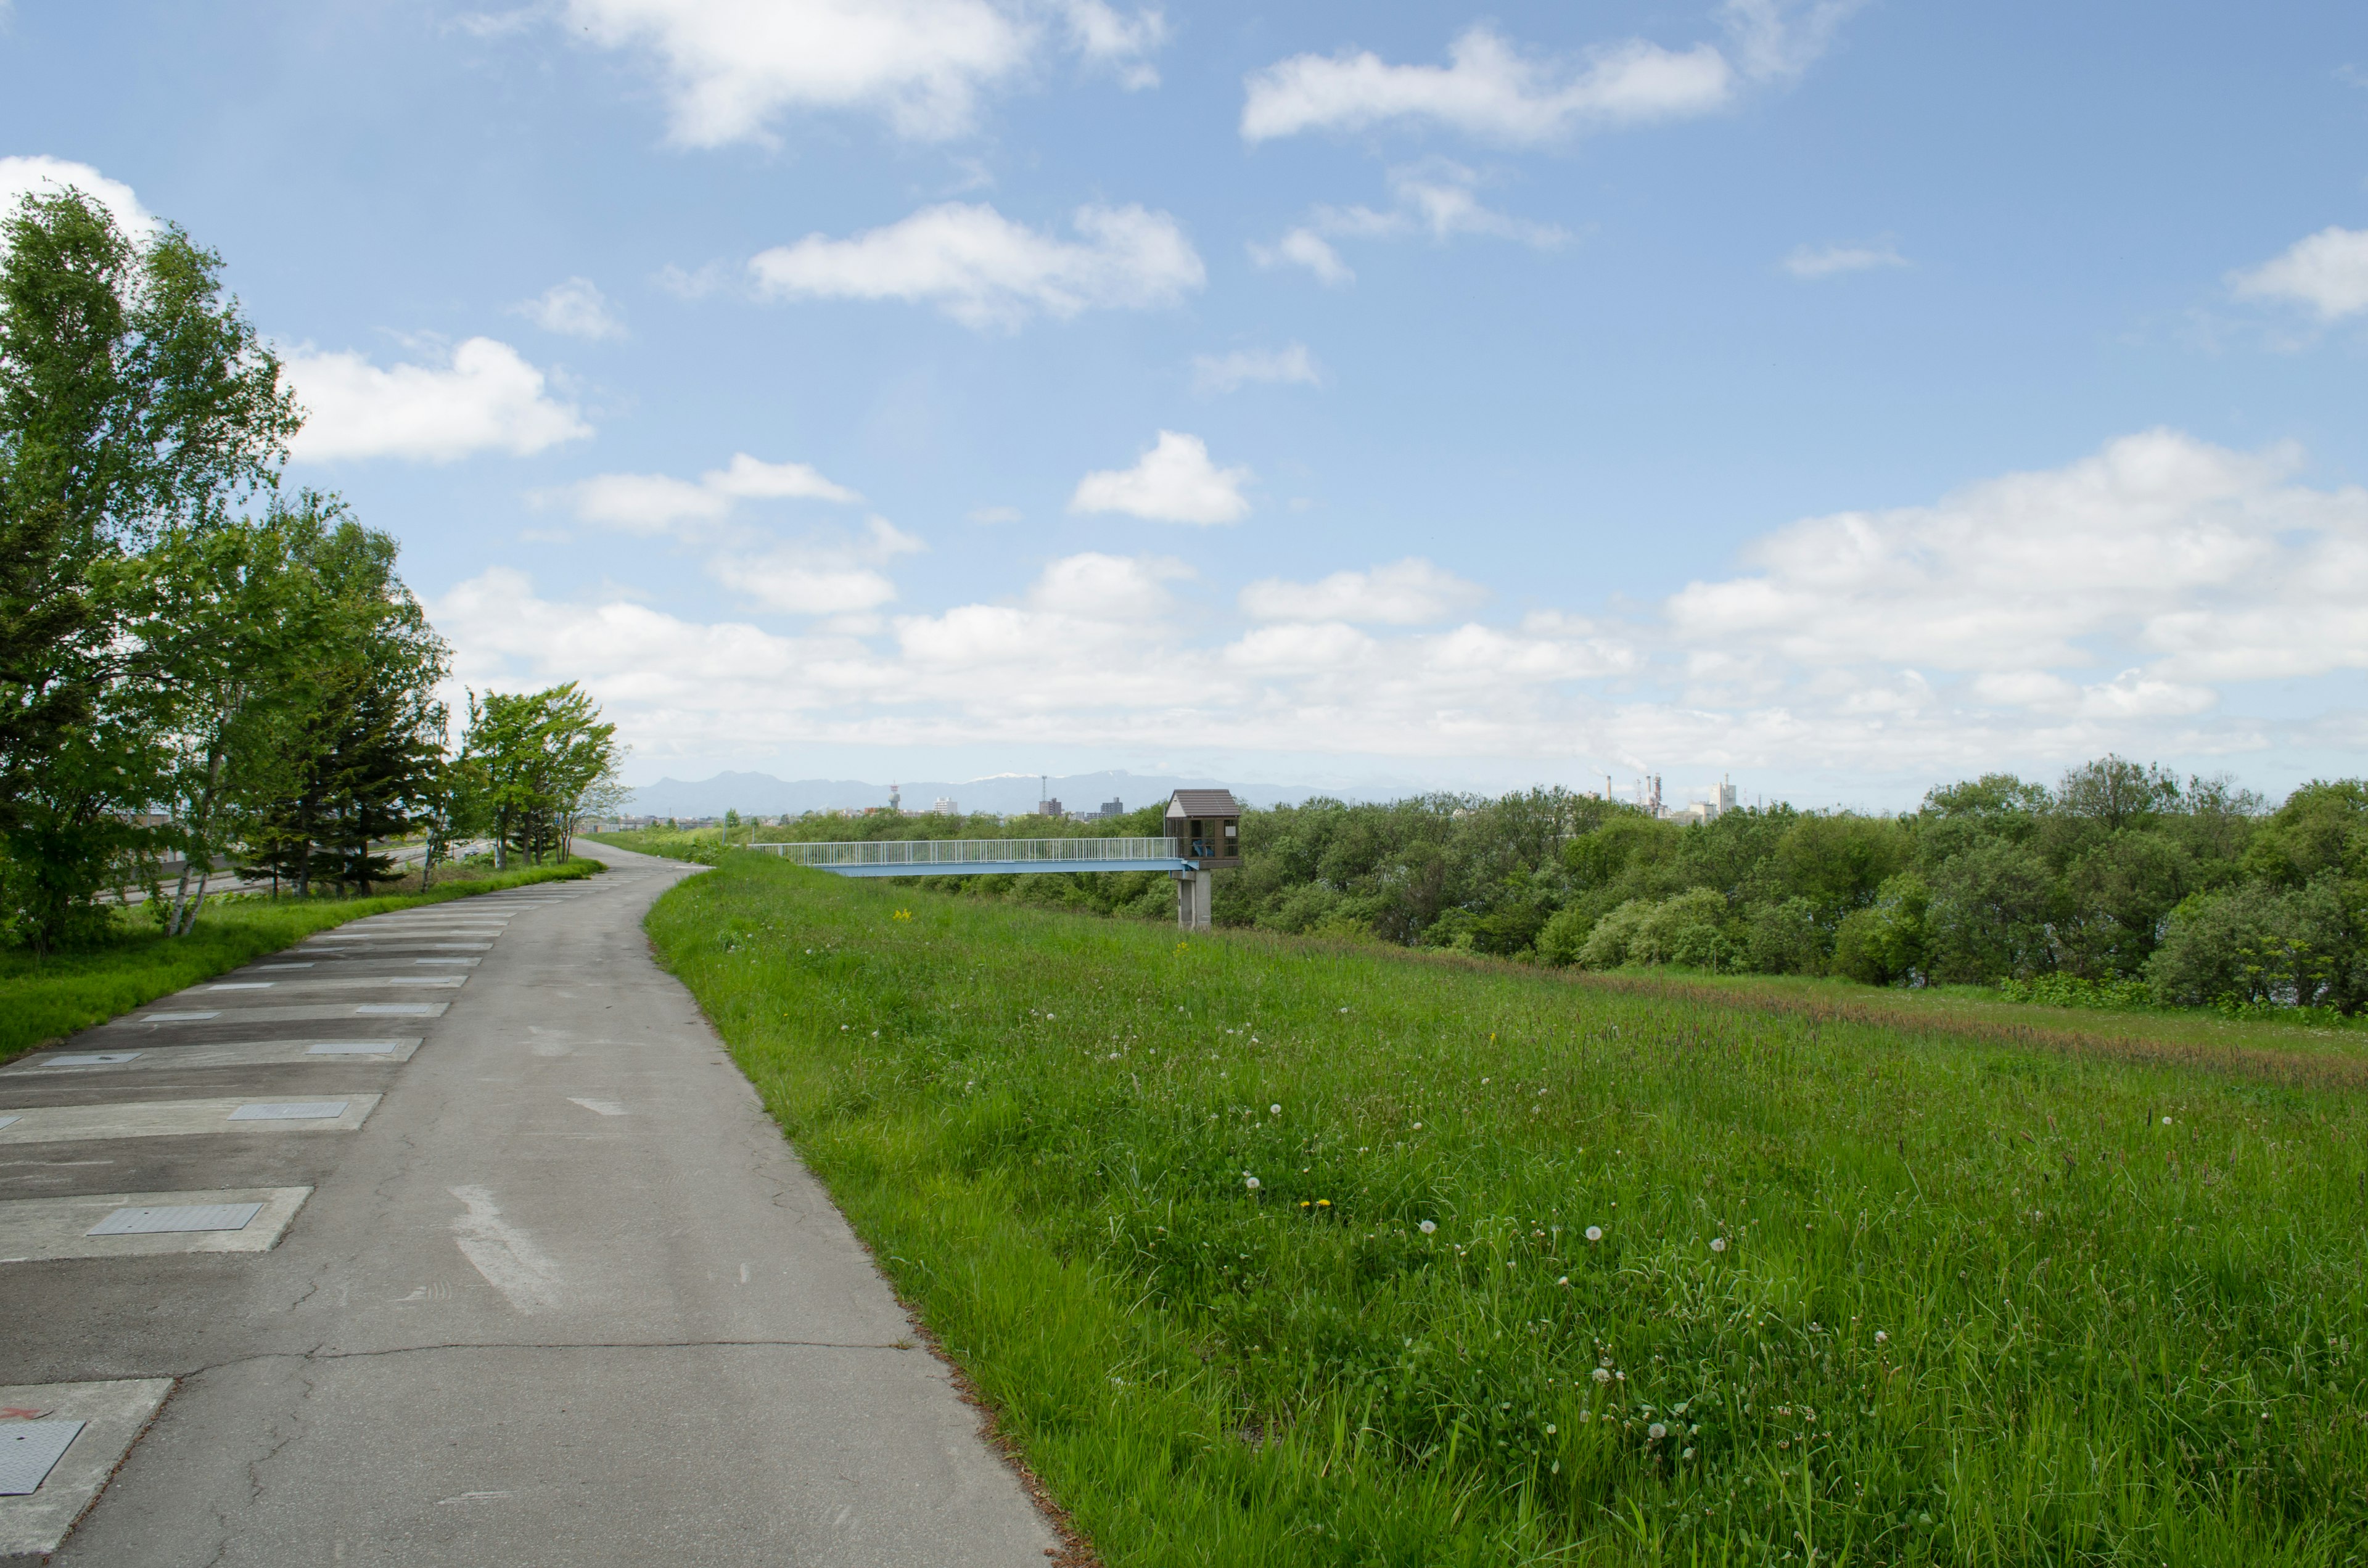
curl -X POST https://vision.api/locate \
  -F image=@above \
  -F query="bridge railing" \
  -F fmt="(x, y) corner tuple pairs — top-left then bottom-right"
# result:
(751, 836), (1183, 870)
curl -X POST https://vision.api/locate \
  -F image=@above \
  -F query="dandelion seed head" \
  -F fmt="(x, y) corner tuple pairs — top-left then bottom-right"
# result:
(1244, 1176), (1260, 1191)
(1585, 1225), (1603, 1242)
(1270, 1104), (1281, 1115)
(1418, 1220), (1437, 1234)
(1593, 1368), (1611, 1384)
(1874, 1329), (1888, 1344)
(1709, 1236), (1727, 1252)
(1648, 1422), (1667, 1440)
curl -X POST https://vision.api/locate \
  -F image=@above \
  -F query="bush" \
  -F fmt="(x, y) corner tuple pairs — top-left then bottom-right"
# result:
(1536, 905), (1595, 967)
(1743, 896), (1825, 974)
(1997, 974), (2152, 1010)
(1571, 890), (1730, 971)
(1831, 874), (1931, 986)
(1629, 887), (1730, 967)
(1576, 898), (1653, 968)
(2147, 876), (2364, 1011)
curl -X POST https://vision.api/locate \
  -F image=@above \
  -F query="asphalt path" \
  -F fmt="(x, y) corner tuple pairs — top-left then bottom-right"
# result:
(0, 844), (1056, 1566)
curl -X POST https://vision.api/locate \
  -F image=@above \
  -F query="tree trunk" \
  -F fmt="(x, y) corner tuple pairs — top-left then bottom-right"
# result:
(168, 739), (228, 937)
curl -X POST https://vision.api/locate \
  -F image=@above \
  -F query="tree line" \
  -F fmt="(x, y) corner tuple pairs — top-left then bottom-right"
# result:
(691, 760), (2368, 1019)
(0, 187), (620, 951)
(1215, 759), (2366, 1017)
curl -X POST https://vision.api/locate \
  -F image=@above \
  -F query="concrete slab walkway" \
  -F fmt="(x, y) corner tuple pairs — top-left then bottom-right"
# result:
(0, 846), (1058, 1566)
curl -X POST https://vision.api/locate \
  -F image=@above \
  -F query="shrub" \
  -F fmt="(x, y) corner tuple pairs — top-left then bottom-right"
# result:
(1536, 904), (1595, 967)
(1576, 898), (1653, 968)
(1743, 896), (1825, 974)
(1831, 874), (1931, 986)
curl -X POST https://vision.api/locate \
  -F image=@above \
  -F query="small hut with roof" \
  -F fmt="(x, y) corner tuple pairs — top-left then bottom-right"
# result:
(1164, 789), (1240, 931)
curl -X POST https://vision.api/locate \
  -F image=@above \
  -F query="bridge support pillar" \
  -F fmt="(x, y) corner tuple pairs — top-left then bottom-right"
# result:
(1175, 869), (1211, 932)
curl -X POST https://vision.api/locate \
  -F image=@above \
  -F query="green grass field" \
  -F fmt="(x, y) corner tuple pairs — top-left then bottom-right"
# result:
(0, 857), (602, 1063)
(644, 853), (2368, 1567)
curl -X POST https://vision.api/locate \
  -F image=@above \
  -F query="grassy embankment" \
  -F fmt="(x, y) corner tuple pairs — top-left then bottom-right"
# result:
(646, 852), (2368, 1567)
(0, 857), (602, 1063)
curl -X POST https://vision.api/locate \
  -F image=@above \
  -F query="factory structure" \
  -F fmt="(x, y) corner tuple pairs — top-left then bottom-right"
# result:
(1613, 774), (1741, 825)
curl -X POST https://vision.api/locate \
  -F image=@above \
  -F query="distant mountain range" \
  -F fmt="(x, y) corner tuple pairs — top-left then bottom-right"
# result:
(624, 769), (1346, 819)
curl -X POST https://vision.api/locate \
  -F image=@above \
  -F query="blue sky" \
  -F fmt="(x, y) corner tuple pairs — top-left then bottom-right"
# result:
(6, 1), (2368, 808)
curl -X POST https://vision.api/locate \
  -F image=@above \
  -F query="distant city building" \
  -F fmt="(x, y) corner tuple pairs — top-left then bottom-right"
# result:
(1668, 776), (1740, 826)
(1098, 798), (1125, 818)
(932, 797), (960, 815)
(1036, 798), (1064, 816)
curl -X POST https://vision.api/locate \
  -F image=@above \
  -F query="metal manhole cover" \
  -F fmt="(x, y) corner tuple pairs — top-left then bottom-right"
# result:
(88, 1202), (265, 1236)
(228, 1102), (348, 1122)
(0, 1420), (86, 1495)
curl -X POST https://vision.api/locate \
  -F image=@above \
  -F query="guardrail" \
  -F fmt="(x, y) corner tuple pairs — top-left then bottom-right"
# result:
(750, 836), (1190, 877)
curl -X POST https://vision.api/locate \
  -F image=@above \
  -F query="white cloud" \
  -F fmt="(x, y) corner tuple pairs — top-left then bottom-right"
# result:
(749, 201), (1203, 329)
(2229, 226), (2368, 319)
(1783, 240), (1906, 279)
(705, 514), (923, 615)
(1253, 162), (1564, 282)
(1241, 25), (1733, 146)
(1057, 0), (1167, 88)
(440, 429), (2368, 780)
(1027, 551), (1190, 617)
(286, 337), (590, 463)
(1070, 430), (1252, 525)
(1241, 559), (1485, 625)
(713, 555), (900, 615)
(706, 453), (863, 503)
(515, 276), (626, 339)
(1248, 228), (1352, 286)
(567, 452), (862, 534)
(0, 155), (155, 242)
(573, 472), (728, 532)
(1191, 342), (1323, 395)
(1719, 0), (1869, 82)
(1665, 429), (2368, 692)
(569, 0), (1169, 147)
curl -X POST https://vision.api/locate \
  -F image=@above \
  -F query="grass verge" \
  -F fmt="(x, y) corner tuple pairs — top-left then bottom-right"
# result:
(647, 854), (2368, 1566)
(0, 857), (602, 1063)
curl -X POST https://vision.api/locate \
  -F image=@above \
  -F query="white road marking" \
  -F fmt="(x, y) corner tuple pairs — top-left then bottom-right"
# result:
(205, 982), (273, 990)
(139, 1012), (220, 1023)
(448, 1186), (562, 1315)
(0, 1189), (310, 1262)
(567, 1098), (626, 1117)
(0, 1097), (379, 1143)
(0, 1379), (173, 1557)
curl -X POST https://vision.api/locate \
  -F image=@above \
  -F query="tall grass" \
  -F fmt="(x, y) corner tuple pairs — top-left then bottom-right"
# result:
(0, 858), (601, 1062)
(649, 855), (2368, 1566)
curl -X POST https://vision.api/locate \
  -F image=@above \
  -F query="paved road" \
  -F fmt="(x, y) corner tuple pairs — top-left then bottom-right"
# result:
(0, 845), (1056, 1566)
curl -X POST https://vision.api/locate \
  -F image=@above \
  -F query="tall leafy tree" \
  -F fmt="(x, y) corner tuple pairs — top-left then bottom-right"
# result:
(237, 504), (448, 897)
(0, 187), (295, 948)
(463, 683), (620, 868)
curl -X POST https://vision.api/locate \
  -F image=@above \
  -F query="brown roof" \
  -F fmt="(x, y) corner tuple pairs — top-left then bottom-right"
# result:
(1165, 789), (1240, 818)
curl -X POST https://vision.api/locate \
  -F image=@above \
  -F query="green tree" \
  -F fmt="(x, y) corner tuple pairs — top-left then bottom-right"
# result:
(463, 683), (620, 868)
(0, 186), (296, 948)
(238, 505), (448, 895)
